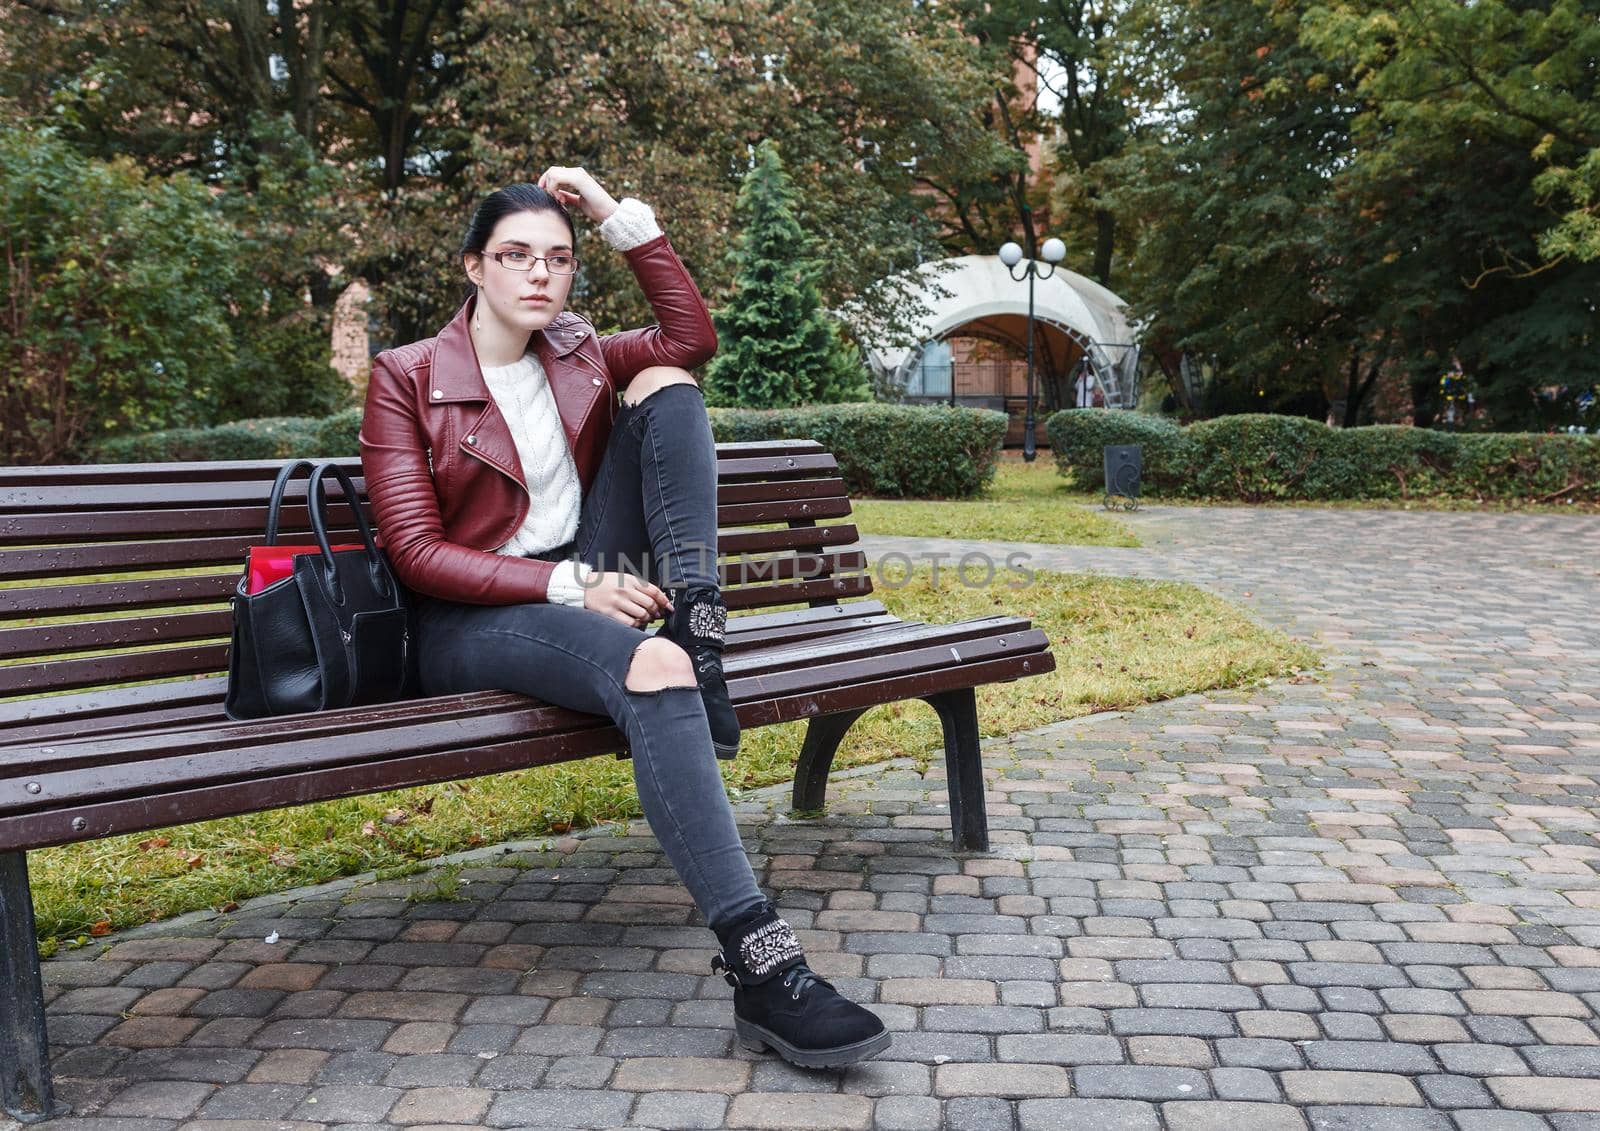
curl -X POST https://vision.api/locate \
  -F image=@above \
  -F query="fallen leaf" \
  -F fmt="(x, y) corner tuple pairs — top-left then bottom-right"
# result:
(185, 853), (204, 869)
(89, 920), (111, 937)
(137, 836), (170, 852)
(382, 808), (408, 826)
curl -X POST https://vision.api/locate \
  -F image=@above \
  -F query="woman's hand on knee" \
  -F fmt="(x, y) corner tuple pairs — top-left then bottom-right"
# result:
(582, 570), (673, 627)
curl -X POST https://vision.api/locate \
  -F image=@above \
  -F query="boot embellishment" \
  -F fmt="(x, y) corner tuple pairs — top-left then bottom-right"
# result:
(738, 916), (803, 979)
(687, 600), (727, 646)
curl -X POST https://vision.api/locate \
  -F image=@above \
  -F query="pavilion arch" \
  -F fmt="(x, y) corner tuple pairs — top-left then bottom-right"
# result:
(845, 255), (1142, 420)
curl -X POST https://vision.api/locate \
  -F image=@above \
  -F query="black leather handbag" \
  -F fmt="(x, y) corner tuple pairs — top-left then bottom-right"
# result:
(224, 459), (415, 721)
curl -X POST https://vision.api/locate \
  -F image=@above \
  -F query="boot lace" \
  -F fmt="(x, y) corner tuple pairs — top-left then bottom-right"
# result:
(780, 963), (831, 1002)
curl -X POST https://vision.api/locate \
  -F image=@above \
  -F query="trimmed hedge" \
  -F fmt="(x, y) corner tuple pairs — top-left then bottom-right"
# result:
(89, 417), (331, 463)
(1040, 409), (1191, 493)
(84, 402), (1006, 500)
(707, 403), (1007, 498)
(1047, 410), (1600, 504)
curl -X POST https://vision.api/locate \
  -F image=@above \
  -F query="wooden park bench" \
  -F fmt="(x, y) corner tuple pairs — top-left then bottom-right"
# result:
(0, 439), (1055, 1119)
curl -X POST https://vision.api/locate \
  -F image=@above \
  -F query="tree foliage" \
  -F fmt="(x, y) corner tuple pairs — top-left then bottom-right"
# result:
(1100, 0), (1598, 428)
(1, 127), (240, 462)
(704, 140), (870, 408)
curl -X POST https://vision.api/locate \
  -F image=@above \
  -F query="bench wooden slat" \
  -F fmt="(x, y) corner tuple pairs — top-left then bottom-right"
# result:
(0, 601), (901, 741)
(0, 644), (230, 697)
(0, 647), (1050, 854)
(0, 549), (870, 662)
(3, 494), (850, 545)
(0, 442), (829, 489)
(2, 574), (236, 616)
(2, 502), (368, 544)
(1, 616), (1037, 776)
(0, 631), (1049, 826)
(715, 523), (857, 556)
(0, 611), (234, 662)
(0, 531), (368, 581)
(4, 577), (878, 695)
(2, 471), (847, 513)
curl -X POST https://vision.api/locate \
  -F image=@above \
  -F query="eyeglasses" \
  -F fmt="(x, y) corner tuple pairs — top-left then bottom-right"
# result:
(485, 249), (580, 275)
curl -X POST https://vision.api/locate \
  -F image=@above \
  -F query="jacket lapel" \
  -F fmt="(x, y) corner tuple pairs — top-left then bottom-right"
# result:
(532, 318), (600, 442)
(429, 296), (596, 483)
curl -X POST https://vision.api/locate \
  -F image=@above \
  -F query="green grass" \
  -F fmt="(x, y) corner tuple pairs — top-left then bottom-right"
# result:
(28, 563), (1314, 947)
(849, 458), (1139, 546)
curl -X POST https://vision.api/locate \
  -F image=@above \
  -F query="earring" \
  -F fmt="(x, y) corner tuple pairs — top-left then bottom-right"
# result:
(474, 289), (482, 333)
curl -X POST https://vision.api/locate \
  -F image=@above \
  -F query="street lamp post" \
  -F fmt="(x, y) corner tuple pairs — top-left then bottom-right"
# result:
(998, 236), (1066, 462)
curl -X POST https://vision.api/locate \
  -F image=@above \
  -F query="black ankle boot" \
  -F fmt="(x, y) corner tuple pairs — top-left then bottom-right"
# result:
(656, 585), (740, 759)
(712, 901), (890, 1069)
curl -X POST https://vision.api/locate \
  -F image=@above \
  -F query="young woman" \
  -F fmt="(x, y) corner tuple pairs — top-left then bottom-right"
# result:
(358, 168), (889, 1068)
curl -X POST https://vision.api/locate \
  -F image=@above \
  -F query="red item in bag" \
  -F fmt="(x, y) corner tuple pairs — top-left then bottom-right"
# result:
(246, 544), (365, 594)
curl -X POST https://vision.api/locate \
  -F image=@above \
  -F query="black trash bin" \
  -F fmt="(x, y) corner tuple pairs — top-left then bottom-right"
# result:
(1103, 444), (1142, 511)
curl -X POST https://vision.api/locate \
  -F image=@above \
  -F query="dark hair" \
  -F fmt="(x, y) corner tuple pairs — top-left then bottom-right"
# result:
(460, 182), (576, 257)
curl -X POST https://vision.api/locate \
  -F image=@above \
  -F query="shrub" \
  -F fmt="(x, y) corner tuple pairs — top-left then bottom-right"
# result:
(315, 408), (363, 457)
(2, 126), (241, 464)
(709, 403), (1006, 497)
(90, 403), (1007, 500)
(1047, 409), (1600, 503)
(89, 417), (329, 462)
(1183, 414), (1360, 502)
(1044, 409), (1191, 492)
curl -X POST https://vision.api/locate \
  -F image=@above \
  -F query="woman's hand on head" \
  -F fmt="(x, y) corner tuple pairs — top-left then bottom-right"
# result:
(536, 166), (620, 225)
(581, 570), (673, 628)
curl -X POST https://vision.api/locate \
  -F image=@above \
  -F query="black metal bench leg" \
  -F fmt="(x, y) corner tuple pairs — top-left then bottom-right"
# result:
(1, 851), (62, 1123)
(792, 707), (872, 813)
(920, 688), (990, 852)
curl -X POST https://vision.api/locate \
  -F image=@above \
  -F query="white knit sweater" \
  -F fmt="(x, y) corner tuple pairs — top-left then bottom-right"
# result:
(484, 196), (665, 606)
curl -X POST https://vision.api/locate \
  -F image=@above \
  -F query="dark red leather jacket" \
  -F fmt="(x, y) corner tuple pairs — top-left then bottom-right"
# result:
(359, 231), (717, 604)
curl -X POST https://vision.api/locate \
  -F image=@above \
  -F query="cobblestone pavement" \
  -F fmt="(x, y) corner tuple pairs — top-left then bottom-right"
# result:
(20, 506), (1600, 1130)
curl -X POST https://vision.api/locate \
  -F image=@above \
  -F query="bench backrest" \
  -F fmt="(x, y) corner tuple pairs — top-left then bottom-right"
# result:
(0, 441), (871, 703)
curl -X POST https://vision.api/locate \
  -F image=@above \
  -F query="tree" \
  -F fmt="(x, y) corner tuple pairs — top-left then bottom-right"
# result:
(952, 0), (1141, 288)
(1, 0), (1017, 389)
(1, 127), (241, 462)
(703, 140), (870, 408)
(1299, 0), (1600, 428)
(1102, 0), (1392, 422)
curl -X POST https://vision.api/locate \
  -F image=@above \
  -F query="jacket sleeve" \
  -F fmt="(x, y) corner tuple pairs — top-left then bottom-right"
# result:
(359, 351), (559, 605)
(596, 212), (719, 389)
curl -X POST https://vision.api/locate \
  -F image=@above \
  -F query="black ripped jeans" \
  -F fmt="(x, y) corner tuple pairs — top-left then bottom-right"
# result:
(413, 382), (765, 930)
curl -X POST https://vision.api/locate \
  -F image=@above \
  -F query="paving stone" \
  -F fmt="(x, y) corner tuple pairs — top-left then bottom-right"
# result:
(934, 1063), (1071, 1098)
(632, 1090), (731, 1130)
(1074, 1065), (1210, 1101)
(1162, 1101), (1308, 1130)
(1209, 1067), (1281, 1102)
(1017, 1099), (1159, 1130)
(871, 1094), (943, 1131)
(193, 1083), (308, 1120)
(724, 1092), (873, 1130)
(289, 1083), (402, 1122)
(99, 1081), (217, 1119)
(1416, 1073), (1493, 1109)
(1303, 1107), (1451, 1129)
(1486, 1076), (1600, 1111)
(1281, 1071), (1422, 1106)
(387, 1085), (492, 1124)
(484, 1086), (635, 1128)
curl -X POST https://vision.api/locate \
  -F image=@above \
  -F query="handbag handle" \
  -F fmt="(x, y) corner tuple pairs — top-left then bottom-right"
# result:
(264, 459), (320, 545)
(307, 460), (392, 602)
